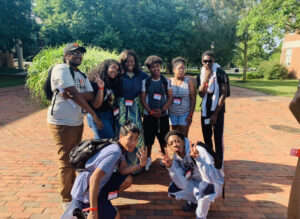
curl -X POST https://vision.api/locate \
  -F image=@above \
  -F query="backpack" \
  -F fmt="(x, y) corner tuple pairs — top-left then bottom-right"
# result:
(145, 75), (169, 97)
(216, 68), (230, 97)
(196, 141), (222, 169)
(43, 65), (87, 101)
(69, 138), (117, 172)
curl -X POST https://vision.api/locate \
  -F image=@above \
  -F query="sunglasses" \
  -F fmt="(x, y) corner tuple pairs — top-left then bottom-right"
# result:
(203, 60), (213, 64)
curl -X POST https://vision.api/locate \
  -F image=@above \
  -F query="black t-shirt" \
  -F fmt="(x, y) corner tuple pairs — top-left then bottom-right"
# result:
(89, 82), (115, 112)
(197, 68), (226, 117)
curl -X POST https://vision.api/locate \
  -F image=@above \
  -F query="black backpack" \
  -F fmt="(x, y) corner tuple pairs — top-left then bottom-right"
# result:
(145, 75), (169, 97)
(216, 68), (230, 97)
(69, 139), (117, 172)
(43, 65), (87, 101)
(196, 141), (222, 170)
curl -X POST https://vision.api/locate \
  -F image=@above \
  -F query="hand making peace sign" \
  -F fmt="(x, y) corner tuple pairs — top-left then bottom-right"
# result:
(160, 149), (173, 168)
(190, 142), (199, 159)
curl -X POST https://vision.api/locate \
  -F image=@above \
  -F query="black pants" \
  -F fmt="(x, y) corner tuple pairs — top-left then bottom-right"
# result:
(143, 115), (169, 156)
(201, 111), (224, 163)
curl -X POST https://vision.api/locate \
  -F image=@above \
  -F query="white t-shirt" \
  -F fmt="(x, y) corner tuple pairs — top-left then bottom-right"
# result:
(47, 64), (93, 126)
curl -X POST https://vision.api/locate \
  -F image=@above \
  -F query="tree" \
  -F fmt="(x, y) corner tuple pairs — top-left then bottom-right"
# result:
(236, 0), (300, 81)
(184, 0), (238, 67)
(0, 0), (35, 53)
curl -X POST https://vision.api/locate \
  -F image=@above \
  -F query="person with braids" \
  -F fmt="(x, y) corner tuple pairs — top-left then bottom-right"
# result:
(61, 122), (147, 219)
(86, 59), (122, 139)
(118, 50), (149, 174)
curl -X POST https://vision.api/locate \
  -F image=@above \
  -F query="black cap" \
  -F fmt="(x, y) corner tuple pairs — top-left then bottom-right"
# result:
(63, 43), (86, 54)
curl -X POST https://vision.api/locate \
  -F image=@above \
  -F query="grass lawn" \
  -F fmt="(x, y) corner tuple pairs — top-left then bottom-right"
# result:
(230, 79), (298, 97)
(0, 76), (26, 88)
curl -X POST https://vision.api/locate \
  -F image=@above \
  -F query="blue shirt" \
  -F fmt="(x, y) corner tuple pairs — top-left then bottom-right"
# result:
(121, 71), (149, 99)
(71, 143), (124, 203)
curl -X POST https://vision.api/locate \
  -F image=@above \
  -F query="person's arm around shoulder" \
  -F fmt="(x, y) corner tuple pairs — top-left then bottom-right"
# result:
(186, 78), (196, 125)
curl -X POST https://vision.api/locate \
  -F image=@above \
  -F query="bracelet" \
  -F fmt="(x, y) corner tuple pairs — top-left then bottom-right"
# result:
(189, 113), (193, 117)
(98, 87), (104, 90)
(203, 83), (208, 87)
(82, 207), (98, 212)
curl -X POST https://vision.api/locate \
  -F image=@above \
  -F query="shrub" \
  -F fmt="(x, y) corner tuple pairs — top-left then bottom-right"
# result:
(26, 44), (119, 105)
(246, 72), (263, 79)
(256, 60), (288, 80)
(264, 63), (288, 80)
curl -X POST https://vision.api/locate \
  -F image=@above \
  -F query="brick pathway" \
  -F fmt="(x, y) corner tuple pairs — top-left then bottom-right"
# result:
(0, 85), (299, 219)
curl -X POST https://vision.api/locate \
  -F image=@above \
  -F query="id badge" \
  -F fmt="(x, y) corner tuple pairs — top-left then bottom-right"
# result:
(185, 169), (192, 179)
(173, 97), (182, 105)
(153, 93), (162, 100)
(113, 108), (120, 116)
(108, 190), (119, 200)
(125, 99), (133, 106)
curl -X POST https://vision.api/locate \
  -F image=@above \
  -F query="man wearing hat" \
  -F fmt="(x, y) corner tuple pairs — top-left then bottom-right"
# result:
(47, 43), (103, 209)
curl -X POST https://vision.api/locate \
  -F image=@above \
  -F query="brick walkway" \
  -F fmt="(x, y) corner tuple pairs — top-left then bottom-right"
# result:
(0, 85), (299, 219)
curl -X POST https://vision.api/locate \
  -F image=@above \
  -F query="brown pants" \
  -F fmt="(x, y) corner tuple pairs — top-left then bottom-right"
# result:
(48, 123), (83, 202)
(288, 158), (300, 219)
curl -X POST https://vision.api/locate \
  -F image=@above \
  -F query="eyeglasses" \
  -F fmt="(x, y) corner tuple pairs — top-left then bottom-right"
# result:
(203, 60), (213, 64)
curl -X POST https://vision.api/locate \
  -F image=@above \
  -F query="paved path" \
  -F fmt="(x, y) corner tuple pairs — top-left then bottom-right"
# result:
(0, 85), (299, 219)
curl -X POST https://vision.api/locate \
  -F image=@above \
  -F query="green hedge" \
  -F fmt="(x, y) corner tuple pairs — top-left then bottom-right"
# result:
(26, 44), (119, 105)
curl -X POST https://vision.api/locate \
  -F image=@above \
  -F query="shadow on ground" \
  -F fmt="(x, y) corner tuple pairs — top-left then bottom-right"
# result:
(115, 159), (294, 218)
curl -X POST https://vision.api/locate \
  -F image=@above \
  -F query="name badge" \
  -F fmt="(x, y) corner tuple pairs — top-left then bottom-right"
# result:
(173, 97), (182, 105)
(108, 190), (118, 200)
(153, 93), (162, 100)
(113, 108), (120, 116)
(125, 99), (133, 106)
(185, 169), (192, 179)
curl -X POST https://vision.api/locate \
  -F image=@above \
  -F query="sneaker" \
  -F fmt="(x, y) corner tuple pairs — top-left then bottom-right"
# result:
(182, 201), (197, 212)
(62, 202), (70, 210)
(145, 157), (152, 171)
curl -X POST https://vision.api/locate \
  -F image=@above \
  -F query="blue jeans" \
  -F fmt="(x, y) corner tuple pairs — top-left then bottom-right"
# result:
(87, 111), (114, 139)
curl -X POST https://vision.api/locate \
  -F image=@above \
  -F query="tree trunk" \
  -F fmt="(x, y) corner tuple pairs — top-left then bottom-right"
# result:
(242, 40), (248, 81)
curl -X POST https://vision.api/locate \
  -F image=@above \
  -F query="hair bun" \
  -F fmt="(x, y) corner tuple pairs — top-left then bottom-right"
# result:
(124, 119), (132, 125)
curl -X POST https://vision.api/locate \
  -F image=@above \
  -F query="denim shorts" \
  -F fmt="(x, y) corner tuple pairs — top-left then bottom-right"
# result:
(169, 112), (189, 126)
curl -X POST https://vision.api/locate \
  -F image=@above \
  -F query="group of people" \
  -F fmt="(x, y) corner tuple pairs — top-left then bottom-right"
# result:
(46, 43), (228, 219)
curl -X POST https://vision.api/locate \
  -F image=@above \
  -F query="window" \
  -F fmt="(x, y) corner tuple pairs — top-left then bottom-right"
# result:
(285, 48), (292, 66)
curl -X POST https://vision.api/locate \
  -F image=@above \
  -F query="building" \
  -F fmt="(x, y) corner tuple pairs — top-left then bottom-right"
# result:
(281, 33), (300, 78)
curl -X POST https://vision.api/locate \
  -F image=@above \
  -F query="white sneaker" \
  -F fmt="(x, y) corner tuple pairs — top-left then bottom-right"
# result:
(62, 202), (70, 210)
(145, 157), (152, 171)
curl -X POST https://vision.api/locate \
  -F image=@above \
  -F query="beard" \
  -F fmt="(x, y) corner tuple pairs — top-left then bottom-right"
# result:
(69, 61), (81, 67)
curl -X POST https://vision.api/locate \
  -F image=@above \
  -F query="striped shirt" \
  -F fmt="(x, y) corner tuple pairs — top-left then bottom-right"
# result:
(71, 143), (125, 203)
(169, 77), (191, 116)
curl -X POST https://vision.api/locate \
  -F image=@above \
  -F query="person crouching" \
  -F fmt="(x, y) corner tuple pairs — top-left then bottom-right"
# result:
(161, 130), (224, 219)
(61, 122), (147, 219)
